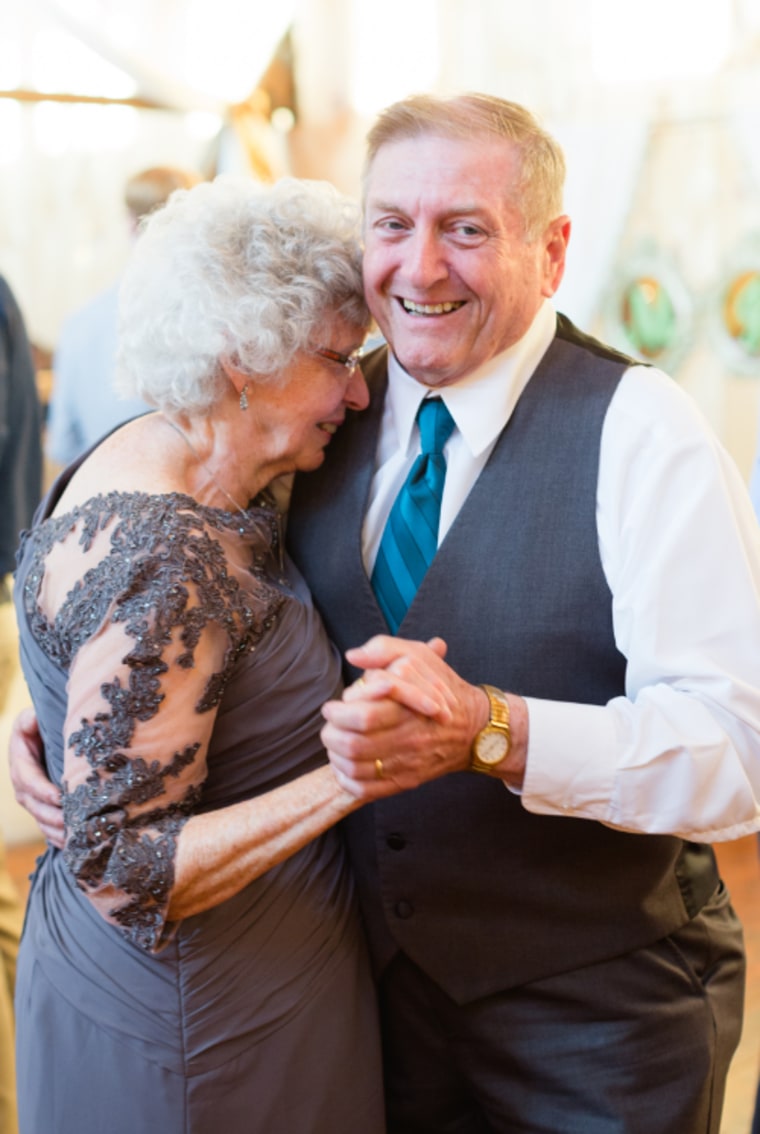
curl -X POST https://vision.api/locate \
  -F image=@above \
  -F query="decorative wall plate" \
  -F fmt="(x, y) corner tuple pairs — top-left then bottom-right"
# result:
(709, 237), (760, 375)
(602, 243), (695, 374)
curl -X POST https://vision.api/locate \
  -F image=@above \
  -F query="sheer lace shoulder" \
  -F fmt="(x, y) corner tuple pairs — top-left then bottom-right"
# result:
(20, 491), (287, 950)
(20, 490), (285, 671)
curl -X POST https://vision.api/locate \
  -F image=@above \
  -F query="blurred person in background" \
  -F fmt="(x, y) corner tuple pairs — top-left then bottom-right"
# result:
(750, 409), (760, 521)
(45, 165), (201, 470)
(0, 271), (43, 1134)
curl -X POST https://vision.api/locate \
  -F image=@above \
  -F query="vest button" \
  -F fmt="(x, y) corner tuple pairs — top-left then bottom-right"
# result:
(386, 834), (406, 851)
(395, 900), (413, 919)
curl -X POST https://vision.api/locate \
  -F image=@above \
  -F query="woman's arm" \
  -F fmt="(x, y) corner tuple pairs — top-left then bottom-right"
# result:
(171, 764), (359, 919)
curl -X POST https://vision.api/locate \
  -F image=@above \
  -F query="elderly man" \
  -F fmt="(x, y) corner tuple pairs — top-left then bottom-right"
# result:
(291, 93), (760, 1134)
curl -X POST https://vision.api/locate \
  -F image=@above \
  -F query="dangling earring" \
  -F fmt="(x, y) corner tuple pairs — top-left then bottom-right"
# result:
(239, 384), (249, 411)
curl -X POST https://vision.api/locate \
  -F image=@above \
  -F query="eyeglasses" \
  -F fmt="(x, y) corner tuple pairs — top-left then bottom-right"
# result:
(314, 346), (364, 373)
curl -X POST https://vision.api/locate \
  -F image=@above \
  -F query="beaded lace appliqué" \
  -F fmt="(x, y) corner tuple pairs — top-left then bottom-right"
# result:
(21, 491), (286, 951)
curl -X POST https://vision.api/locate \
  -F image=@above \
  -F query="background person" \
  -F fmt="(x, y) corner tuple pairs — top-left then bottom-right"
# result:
(45, 165), (201, 470)
(9, 173), (434, 1134)
(747, 411), (760, 1128)
(0, 272), (42, 1134)
(750, 407), (760, 520)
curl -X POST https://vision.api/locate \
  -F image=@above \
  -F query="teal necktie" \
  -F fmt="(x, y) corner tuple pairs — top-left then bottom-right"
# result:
(371, 398), (456, 633)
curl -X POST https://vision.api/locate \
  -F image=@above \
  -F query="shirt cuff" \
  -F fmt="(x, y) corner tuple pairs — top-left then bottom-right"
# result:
(520, 697), (619, 819)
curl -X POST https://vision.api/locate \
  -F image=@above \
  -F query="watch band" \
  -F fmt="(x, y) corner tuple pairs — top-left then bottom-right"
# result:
(470, 684), (511, 773)
(481, 684), (510, 730)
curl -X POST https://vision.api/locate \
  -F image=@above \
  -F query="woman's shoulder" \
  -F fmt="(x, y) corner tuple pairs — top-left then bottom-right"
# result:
(50, 412), (182, 517)
(21, 488), (286, 672)
(35, 489), (271, 561)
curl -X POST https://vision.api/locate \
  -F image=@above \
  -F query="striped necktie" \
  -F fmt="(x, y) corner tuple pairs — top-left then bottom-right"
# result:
(371, 397), (456, 633)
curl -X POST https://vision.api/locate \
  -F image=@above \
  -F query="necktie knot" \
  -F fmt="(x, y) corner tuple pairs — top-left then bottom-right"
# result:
(417, 398), (455, 456)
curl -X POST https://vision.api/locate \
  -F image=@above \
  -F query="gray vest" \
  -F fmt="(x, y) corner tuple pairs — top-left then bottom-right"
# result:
(287, 314), (718, 1003)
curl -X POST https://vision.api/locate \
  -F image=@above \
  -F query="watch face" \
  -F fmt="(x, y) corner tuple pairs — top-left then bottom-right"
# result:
(476, 730), (508, 765)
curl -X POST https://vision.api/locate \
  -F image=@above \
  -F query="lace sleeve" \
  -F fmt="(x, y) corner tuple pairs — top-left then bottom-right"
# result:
(33, 494), (284, 952)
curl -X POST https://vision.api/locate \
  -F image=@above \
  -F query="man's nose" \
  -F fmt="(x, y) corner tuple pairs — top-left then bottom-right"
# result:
(404, 230), (448, 289)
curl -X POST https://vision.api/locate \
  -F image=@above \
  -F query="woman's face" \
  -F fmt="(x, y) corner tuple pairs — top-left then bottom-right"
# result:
(251, 315), (370, 477)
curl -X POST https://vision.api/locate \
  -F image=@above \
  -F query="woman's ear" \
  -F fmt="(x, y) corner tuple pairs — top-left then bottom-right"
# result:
(219, 356), (246, 397)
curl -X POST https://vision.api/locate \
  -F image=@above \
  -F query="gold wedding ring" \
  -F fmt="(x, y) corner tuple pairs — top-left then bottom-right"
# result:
(375, 758), (385, 780)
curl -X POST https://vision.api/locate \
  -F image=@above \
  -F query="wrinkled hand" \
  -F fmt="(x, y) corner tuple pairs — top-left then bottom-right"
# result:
(8, 707), (64, 848)
(321, 635), (490, 800)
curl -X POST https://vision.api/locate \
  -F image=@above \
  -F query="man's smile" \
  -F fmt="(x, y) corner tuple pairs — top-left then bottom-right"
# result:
(399, 299), (466, 316)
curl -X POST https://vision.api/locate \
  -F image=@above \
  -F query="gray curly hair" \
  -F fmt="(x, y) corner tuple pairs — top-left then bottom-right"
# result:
(115, 175), (370, 412)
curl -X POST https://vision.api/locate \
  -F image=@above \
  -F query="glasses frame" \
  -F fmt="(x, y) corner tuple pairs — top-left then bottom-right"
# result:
(314, 346), (364, 372)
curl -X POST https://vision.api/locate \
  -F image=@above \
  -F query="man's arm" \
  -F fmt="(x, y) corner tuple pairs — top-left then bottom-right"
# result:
(322, 635), (529, 799)
(11, 659), (455, 848)
(519, 366), (760, 841)
(324, 369), (760, 841)
(8, 708), (64, 847)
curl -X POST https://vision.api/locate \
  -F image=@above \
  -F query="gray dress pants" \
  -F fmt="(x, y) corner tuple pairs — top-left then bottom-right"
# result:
(379, 882), (744, 1134)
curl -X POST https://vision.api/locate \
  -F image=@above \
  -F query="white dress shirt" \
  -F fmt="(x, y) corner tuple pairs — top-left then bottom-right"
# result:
(749, 406), (760, 522)
(362, 300), (760, 842)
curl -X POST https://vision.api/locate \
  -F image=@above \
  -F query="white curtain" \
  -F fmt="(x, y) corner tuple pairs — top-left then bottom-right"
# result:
(549, 118), (650, 332)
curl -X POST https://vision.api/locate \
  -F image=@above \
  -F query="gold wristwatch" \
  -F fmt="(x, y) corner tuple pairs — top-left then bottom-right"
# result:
(470, 685), (511, 774)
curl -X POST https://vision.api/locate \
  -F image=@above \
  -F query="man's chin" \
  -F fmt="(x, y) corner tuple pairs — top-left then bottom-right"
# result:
(392, 349), (459, 388)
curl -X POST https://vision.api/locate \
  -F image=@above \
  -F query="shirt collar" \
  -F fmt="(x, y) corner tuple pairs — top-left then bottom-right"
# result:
(385, 300), (557, 458)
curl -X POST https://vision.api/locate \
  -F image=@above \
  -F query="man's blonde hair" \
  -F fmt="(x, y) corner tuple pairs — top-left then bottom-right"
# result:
(364, 92), (565, 240)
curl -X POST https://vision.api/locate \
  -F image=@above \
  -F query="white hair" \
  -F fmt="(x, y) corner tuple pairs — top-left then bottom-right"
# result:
(115, 175), (369, 412)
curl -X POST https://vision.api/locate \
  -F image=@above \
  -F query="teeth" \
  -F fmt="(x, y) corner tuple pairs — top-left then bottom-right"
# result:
(402, 299), (464, 315)
(320, 423), (337, 434)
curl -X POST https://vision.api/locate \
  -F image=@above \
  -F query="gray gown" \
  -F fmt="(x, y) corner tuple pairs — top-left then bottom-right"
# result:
(13, 483), (384, 1134)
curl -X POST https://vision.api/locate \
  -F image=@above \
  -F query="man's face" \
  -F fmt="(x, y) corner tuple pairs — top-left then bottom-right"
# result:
(362, 133), (569, 388)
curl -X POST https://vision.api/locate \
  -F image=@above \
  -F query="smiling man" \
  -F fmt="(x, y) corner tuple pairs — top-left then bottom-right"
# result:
(287, 93), (760, 1134)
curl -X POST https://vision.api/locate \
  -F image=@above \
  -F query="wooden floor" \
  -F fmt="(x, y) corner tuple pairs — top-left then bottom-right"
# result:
(6, 835), (760, 1133)
(715, 837), (760, 1134)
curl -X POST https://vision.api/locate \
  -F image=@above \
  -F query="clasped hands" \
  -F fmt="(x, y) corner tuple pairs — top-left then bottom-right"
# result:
(8, 636), (526, 849)
(322, 635), (503, 799)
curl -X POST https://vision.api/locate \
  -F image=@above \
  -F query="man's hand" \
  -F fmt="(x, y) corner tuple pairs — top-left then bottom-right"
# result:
(9, 707), (64, 848)
(321, 635), (528, 800)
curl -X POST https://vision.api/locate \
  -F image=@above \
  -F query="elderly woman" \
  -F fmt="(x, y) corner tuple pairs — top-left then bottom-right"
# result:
(12, 175), (402, 1133)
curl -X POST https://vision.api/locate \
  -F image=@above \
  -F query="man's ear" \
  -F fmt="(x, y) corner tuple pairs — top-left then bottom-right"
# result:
(541, 215), (571, 298)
